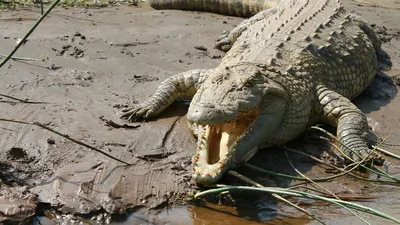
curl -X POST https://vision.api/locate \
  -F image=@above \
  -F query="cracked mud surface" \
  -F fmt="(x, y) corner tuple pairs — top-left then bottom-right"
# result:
(1, 0), (400, 224)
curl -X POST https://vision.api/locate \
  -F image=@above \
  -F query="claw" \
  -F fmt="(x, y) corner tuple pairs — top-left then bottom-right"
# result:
(127, 114), (136, 122)
(346, 147), (385, 167)
(372, 153), (385, 166)
(216, 30), (229, 41)
(221, 45), (232, 52)
(120, 102), (154, 122)
(215, 30), (232, 52)
(120, 111), (132, 119)
(215, 39), (232, 52)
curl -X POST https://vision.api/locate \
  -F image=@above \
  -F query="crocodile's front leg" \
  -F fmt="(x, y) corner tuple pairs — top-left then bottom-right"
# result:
(215, 8), (277, 52)
(121, 69), (209, 121)
(316, 86), (384, 164)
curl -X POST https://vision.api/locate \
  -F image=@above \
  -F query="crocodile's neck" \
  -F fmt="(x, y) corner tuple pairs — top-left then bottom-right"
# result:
(223, 0), (345, 68)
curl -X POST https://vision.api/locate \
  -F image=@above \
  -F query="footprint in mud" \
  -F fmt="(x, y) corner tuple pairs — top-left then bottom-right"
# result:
(52, 32), (87, 58)
(52, 45), (85, 58)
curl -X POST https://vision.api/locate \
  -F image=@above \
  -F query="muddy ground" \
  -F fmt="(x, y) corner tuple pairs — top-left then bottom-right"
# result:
(1, 0), (400, 224)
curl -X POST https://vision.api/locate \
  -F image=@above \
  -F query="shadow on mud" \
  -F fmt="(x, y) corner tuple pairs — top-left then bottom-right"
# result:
(354, 50), (397, 114)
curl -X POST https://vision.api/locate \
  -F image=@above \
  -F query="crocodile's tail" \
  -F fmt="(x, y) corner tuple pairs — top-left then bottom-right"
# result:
(148, 0), (275, 17)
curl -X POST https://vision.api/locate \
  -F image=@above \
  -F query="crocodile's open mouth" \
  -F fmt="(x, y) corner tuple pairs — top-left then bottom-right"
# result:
(192, 110), (259, 184)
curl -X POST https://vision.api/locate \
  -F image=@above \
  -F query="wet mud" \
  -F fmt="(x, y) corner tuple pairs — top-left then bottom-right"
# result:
(0, 0), (400, 224)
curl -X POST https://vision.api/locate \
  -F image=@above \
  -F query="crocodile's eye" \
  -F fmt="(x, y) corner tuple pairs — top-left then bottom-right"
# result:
(244, 77), (257, 87)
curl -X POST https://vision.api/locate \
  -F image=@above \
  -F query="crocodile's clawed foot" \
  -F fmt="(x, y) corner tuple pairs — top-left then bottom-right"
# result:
(120, 103), (155, 122)
(215, 30), (232, 52)
(370, 152), (385, 166)
(347, 147), (385, 166)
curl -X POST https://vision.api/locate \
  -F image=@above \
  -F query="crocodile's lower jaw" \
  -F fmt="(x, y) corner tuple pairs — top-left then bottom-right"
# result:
(191, 111), (258, 184)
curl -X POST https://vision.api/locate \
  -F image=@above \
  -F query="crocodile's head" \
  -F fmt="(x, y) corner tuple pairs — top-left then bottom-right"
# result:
(187, 65), (288, 184)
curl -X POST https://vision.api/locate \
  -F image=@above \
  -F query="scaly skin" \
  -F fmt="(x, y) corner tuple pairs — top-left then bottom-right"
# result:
(149, 0), (277, 51)
(148, 0), (274, 17)
(122, 0), (388, 184)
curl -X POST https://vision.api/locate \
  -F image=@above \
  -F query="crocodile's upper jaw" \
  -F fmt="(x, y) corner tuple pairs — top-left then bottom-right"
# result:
(191, 111), (259, 184)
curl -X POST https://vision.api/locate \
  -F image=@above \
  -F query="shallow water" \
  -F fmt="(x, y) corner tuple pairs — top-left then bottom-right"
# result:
(36, 181), (400, 225)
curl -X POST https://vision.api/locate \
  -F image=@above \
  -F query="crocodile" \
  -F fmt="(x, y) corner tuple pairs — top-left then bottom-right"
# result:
(121, 0), (388, 184)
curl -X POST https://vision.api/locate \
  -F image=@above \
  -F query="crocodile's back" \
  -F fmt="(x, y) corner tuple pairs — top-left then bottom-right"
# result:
(222, 0), (380, 100)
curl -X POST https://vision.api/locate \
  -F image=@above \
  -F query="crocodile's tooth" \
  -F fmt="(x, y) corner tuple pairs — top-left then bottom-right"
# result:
(195, 125), (205, 136)
(216, 125), (221, 134)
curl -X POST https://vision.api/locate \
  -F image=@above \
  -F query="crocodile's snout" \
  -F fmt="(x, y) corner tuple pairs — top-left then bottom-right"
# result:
(187, 103), (234, 125)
